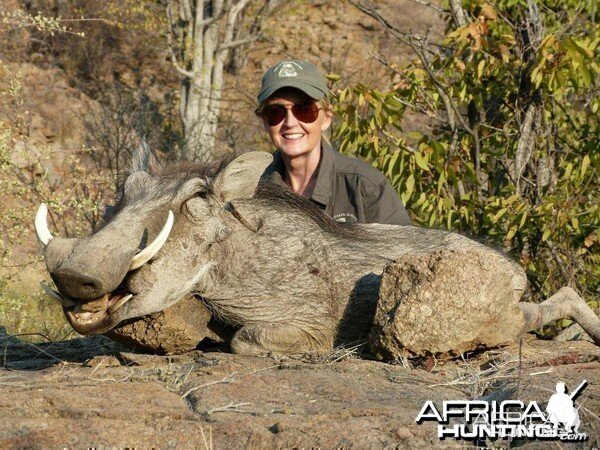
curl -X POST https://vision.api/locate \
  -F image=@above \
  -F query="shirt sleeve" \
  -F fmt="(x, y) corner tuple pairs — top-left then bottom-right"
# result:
(363, 180), (412, 225)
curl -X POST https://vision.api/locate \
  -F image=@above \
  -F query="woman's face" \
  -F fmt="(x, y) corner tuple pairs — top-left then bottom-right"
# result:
(262, 87), (332, 159)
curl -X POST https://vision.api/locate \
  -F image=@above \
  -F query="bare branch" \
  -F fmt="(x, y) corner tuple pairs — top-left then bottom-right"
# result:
(406, 0), (447, 14)
(347, 0), (448, 50)
(197, 0), (232, 28)
(513, 103), (537, 196)
(546, 240), (572, 285)
(217, 35), (257, 51)
(166, 3), (195, 79)
(448, 0), (468, 27)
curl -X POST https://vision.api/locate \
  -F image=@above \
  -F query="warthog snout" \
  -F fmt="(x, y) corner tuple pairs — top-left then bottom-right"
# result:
(36, 202), (175, 335)
(50, 267), (107, 300)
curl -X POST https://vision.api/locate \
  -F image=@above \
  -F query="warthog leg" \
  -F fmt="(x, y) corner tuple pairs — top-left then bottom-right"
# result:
(520, 286), (600, 345)
(230, 323), (333, 356)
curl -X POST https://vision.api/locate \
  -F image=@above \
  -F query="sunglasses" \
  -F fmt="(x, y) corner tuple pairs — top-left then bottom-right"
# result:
(259, 102), (322, 126)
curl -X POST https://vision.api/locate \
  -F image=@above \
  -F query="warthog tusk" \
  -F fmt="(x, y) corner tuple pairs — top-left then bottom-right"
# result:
(34, 203), (54, 247)
(107, 294), (133, 314)
(129, 210), (174, 270)
(40, 282), (76, 307)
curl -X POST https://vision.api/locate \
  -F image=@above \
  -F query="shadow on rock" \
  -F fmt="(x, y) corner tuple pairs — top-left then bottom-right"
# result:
(0, 326), (126, 370)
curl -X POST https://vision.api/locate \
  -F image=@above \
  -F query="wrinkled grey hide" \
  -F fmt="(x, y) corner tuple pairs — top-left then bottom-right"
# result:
(40, 150), (600, 356)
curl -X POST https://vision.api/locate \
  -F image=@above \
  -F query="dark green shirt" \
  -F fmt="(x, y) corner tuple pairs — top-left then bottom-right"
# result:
(262, 140), (412, 225)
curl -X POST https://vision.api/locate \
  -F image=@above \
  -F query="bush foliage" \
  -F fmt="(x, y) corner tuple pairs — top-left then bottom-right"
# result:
(332, 0), (599, 317)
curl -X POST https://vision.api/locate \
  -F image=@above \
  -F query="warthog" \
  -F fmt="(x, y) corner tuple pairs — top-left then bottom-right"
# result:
(36, 151), (600, 356)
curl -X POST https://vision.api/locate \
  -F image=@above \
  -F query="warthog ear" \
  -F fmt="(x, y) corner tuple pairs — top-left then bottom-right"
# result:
(130, 142), (159, 173)
(213, 151), (273, 202)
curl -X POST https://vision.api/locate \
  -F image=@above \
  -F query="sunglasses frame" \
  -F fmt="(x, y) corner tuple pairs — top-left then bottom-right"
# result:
(258, 102), (324, 126)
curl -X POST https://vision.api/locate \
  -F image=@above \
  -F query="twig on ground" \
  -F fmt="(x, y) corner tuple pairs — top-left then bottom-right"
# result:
(181, 372), (238, 398)
(528, 368), (555, 376)
(90, 368), (134, 383)
(199, 426), (212, 450)
(206, 402), (251, 415)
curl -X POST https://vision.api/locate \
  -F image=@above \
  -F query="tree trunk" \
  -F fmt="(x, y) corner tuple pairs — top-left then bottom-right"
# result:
(167, 0), (277, 162)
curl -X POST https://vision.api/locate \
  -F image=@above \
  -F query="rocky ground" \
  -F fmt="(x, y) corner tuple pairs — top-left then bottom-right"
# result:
(1, 330), (598, 449)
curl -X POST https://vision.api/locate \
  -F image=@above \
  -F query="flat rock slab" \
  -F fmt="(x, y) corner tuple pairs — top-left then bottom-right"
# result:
(0, 333), (598, 448)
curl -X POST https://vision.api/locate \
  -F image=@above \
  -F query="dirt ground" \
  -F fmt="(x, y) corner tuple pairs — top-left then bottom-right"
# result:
(1, 330), (598, 449)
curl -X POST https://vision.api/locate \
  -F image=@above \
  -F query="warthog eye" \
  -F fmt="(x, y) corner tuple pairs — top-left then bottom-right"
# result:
(196, 191), (209, 199)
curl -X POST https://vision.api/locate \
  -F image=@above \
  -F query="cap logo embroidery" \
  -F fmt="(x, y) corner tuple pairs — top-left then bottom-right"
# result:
(274, 61), (303, 78)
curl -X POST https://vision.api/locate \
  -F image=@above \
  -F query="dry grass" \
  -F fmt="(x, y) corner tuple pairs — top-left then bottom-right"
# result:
(292, 340), (369, 364)
(427, 350), (522, 399)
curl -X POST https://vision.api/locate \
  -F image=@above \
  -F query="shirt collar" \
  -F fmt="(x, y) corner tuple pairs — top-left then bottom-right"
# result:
(267, 139), (335, 206)
(268, 151), (287, 187)
(310, 139), (334, 206)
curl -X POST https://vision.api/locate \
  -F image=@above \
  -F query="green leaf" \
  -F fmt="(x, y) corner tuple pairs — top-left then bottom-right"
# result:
(580, 64), (592, 86)
(407, 131), (423, 140)
(415, 152), (429, 171)
(519, 211), (528, 228)
(446, 209), (454, 229)
(542, 228), (551, 242)
(506, 225), (518, 241)
(581, 155), (590, 177)
(437, 171), (446, 194)
(491, 208), (507, 223)
(477, 60), (485, 79)
(401, 174), (415, 204)
(571, 217), (579, 231)
(388, 151), (400, 177)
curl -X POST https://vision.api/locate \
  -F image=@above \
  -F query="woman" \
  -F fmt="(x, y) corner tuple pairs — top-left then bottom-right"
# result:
(257, 60), (411, 225)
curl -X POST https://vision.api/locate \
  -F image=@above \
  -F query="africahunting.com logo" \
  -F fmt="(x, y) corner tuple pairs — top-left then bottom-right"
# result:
(416, 380), (589, 442)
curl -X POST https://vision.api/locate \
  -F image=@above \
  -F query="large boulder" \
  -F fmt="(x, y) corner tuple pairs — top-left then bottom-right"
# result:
(369, 249), (526, 359)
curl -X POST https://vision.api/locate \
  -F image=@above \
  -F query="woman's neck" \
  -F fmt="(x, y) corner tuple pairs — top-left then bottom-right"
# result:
(281, 141), (322, 196)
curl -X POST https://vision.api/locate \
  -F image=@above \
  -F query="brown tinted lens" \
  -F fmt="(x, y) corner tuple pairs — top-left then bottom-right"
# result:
(263, 105), (287, 126)
(291, 103), (319, 123)
(261, 103), (320, 126)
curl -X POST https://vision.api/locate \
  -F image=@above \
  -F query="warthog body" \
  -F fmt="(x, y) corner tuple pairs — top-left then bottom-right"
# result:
(37, 151), (600, 356)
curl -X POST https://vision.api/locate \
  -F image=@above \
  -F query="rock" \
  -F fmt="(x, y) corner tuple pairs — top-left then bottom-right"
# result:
(104, 296), (233, 355)
(369, 249), (526, 359)
(556, 323), (593, 343)
(323, 16), (339, 29)
(1, 336), (598, 448)
(357, 19), (376, 31)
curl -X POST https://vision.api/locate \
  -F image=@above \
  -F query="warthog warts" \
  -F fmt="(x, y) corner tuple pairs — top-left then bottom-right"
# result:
(36, 150), (600, 356)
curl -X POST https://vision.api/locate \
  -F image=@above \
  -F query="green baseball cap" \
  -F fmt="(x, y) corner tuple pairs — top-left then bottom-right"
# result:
(257, 60), (328, 103)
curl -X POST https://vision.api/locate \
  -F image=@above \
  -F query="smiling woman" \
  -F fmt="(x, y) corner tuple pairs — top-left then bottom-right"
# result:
(256, 60), (412, 225)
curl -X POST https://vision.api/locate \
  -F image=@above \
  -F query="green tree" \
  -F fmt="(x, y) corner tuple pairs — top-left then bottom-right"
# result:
(337, 0), (599, 327)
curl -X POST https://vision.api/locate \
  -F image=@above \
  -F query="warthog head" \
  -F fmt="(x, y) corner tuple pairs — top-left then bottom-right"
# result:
(36, 150), (273, 335)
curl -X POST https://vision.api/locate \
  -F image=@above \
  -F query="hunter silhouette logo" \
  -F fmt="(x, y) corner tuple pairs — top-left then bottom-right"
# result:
(416, 379), (589, 442)
(275, 61), (303, 77)
(546, 381), (584, 433)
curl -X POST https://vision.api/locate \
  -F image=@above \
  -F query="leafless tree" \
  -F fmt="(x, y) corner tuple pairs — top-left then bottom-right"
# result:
(165, 0), (281, 161)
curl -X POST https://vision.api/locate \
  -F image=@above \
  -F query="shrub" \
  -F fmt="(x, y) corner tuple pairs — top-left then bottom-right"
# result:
(334, 1), (599, 327)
